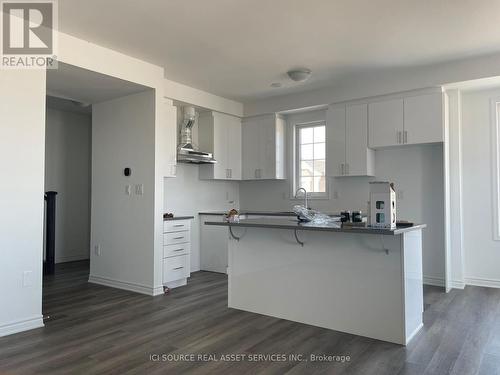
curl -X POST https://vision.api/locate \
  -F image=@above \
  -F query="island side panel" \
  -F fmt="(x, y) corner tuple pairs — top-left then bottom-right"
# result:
(227, 227), (406, 344)
(402, 229), (424, 344)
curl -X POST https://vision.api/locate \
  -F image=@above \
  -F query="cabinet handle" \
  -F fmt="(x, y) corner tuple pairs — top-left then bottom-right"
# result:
(229, 169), (232, 178)
(346, 163), (349, 175)
(173, 236), (184, 240)
(173, 224), (184, 227)
(341, 164), (344, 175)
(397, 131), (401, 144)
(173, 248), (184, 252)
(173, 266), (184, 270)
(404, 131), (408, 144)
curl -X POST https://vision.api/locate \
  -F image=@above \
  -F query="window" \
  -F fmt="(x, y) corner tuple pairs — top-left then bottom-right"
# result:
(295, 123), (326, 195)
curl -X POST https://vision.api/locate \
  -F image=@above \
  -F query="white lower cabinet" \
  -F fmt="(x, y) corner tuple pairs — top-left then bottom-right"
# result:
(163, 219), (192, 288)
(163, 255), (189, 283)
(200, 215), (228, 274)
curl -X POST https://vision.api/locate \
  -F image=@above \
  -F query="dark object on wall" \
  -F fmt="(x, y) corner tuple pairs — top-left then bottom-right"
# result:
(124, 168), (131, 177)
(44, 191), (58, 275)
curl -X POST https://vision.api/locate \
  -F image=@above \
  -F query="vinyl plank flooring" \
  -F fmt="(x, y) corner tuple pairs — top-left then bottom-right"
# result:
(1, 261), (500, 375)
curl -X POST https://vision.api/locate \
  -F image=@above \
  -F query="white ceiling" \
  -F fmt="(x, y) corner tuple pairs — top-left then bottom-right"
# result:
(58, 0), (500, 101)
(46, 62), (149, 104)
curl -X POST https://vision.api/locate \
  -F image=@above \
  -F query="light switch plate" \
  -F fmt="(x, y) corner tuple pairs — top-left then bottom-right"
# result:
(23, 271), (33, 287)
(135, 184), (144, 195)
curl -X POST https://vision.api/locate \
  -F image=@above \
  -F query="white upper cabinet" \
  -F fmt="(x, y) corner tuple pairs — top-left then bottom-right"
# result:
(242, 114), (285, 180)
(327, 103), (374, 177)
(403, 92), (444, 145)
(326, 105), (346, 177)
(198, 111), (242, 180)
(368, 91), (444, 148)
(161, 99), (178, 178)
(368, 98), (404, 148)
(346, 104), (375, 176)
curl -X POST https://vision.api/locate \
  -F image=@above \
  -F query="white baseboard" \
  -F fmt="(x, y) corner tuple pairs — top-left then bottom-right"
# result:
(465, 276), (500, 289)
(164, 278), (187, 290)
(423, 276), (445, 287)
(451, 280), (466, 289)
(0, 315), (44, 337)
(56, 253), (89, 264)
(88, 275), (158, 296)
(406, 322), (423, 345)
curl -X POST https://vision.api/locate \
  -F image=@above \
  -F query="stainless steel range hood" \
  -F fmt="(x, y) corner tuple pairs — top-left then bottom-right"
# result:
(177, 106), (216, 164)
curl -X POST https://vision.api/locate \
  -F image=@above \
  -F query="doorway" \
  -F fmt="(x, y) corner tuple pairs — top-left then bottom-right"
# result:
(43, 62), (151, 314)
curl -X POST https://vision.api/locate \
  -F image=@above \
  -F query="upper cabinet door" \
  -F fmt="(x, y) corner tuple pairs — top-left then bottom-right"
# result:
(346, 103), (374, 176)
(368, 98), (404, 148)
(326, 105), (346, 177)
(226, 115), (242, 180)
(241, 114), (285, 180)
(242, 118), (260, 179)
(260, 115), (277, 179)
(163, 100), (177, 178)
(403, 93), (444, 145)
(212, 114), (228, 179)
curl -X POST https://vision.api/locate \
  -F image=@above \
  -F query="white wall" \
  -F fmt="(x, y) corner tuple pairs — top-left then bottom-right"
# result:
(45, 107), (91, 263)
(244, 52), (500, 116)
(460, 87), (500, 287)
(90, 90), (159, 295)
(0, 70), (46, 336)
(164, 164), (240, 272)
(164, 80), (243, 117)
(239, 110), (445, 283)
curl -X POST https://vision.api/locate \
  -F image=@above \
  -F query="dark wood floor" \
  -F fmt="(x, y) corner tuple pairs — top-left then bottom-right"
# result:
(1, 261), (500, 374)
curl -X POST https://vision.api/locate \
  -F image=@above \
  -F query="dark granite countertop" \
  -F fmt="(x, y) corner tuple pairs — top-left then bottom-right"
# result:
(199, 210), (340, 217)
(204, 218), (426, 236)
(164, 216), (194, 221)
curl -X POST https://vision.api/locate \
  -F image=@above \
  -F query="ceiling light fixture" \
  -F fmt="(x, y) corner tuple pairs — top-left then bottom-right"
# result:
(287, 69), (312, 82)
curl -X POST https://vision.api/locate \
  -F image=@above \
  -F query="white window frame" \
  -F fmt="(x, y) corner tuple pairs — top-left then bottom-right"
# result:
(293, 121), (329, 199)
(491, 98), (500, 241)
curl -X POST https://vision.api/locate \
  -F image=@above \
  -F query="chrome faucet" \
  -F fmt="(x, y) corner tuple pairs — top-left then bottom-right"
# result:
(295, 188), (309, 209)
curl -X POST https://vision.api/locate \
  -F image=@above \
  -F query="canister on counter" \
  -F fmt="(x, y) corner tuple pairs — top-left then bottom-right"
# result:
(340, 210), (351, 223)
(352, 210), (363, 223)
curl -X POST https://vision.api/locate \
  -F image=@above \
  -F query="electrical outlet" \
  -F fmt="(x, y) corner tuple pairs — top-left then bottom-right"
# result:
(23, 271), (33, 287)
(135, 184), (144, 195)
(94, 244), (101, 256)
(125, 185), (131, 196)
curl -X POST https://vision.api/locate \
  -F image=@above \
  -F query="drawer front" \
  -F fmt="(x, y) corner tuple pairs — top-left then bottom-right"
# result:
(163, 255), (189, 283)
(163, 243), (190, 258)
(164, 220), (191, 233)
(163, 231), (190, 245)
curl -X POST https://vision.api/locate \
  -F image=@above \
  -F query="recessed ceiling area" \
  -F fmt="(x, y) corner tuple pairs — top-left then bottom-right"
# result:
(57, 0), (500, 101)
(46, 62), (150, 104)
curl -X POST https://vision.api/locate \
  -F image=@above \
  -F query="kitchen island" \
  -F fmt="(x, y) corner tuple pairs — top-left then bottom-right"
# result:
(204, 218), (426, 345)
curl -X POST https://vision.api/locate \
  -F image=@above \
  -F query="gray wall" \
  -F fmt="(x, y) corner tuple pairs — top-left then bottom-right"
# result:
(45, 107), (92, 263)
